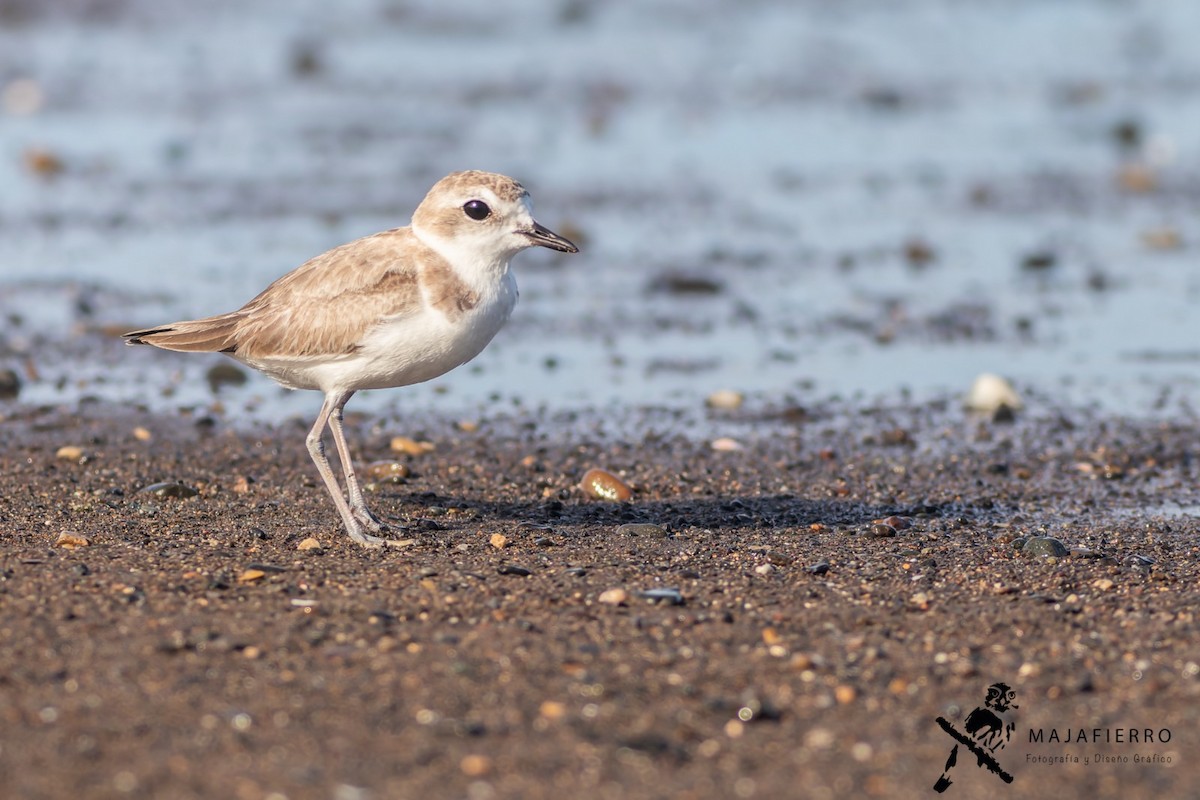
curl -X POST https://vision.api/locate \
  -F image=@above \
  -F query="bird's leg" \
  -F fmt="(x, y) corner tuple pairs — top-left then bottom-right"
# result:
(325, 396), (391, 532)
(307, 391), (389, 548)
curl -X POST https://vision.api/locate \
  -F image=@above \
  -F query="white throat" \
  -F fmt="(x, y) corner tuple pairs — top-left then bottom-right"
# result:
(413, 225), (513, 288)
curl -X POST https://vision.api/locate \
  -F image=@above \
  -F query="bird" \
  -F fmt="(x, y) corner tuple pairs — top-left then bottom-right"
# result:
(125, 170), (578, 547)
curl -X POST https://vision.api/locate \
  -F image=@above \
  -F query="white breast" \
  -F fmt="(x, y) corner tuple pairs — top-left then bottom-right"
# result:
(308, 268), (518, 393)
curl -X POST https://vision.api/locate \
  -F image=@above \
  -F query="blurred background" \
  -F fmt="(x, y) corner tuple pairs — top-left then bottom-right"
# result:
(1, 0), (1198, 420)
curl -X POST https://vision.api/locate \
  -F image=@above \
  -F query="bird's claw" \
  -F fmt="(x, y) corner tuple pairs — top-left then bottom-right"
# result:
(351, 505), (391, 533)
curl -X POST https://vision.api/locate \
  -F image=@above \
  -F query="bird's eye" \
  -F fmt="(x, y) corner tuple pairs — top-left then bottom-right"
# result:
(463, 200), (491, 221)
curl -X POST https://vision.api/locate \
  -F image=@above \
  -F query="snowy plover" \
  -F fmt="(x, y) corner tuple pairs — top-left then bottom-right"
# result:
(125, 170), (578, 547)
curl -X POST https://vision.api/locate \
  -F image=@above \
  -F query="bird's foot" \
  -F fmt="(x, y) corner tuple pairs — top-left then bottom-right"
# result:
(346, 525), (416, 549)
(351, 504), (391, 533)
(344, 508), (415, 549)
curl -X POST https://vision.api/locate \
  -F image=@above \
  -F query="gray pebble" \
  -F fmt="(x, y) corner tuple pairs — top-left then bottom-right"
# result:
(637, 587), (684, 605)
(1124, 554), (1154, 572)
(747, 545), (792, 564)
(244, 562), (286, 574)
(617, 523), (669, 538)
(205, 362), (248, 392)
(1021, 536), (1069, 558)
(0, 368), (21, 400)
(497, 565), (532, 577)
(138, 481), (199, 499)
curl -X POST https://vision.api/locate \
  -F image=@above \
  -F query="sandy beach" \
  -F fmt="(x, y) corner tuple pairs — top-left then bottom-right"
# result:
(1, 399), (1197, 798)
(3, 1), (1200, 797)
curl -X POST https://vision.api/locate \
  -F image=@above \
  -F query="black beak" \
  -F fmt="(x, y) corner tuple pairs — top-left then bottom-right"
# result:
(522, 221), (579, 253)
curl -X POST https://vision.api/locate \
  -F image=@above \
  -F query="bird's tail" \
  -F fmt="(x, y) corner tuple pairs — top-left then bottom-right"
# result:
(123, 313), (242, 353)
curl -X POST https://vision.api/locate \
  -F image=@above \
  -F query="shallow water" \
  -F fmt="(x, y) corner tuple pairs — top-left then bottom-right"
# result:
(2, 0), (1199, 421)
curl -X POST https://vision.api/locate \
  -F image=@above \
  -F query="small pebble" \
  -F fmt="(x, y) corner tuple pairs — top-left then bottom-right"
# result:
(0, 368), (22, 400)
(747, 546), (792, 565)
(139, 481), (199, 499)
(1141, 227), (1182, 250)
(237, 569), (266, 583)
(868, 523), (897, 538)
(23, 147), (64, 177)
(1092, 578), (1115, 591)
(616, 523), (668, 538)
(289, 40), (323, 77)
(456, 420), (480, 432)
(1125, 554), (1154, 572)
(1117, 162), (1156, 193)
(805, 560), (830, 575)
(131, 426), (152, 442)
(903, 237), (937, 267)
(497, 565), (532, 577)
(245, 562), (287, 573)
(706, 389), (744, 410)
(754, 564), (775, 576)
(1020, 250), (1057, 271)
(55, 445), (84, 461)
(54, 532), (90, 549)
(710, 437), (743, 452)
(1021, 536), (1069, 558)
(637, 588), (684, 605)
(205, 362), (248, 392)
(649, 272), (723, 295)
(364, 461), (411, 482)
(965, 373), (1023, 415)
(297, 537), (322, 552)
(579, 468), (632, 501)
(598, 588), (628, 605)
(490, 533), (508, 549)
(539, 700), (567, 720)
(459, 754), (492, 778)
(390, 437), (435, 456)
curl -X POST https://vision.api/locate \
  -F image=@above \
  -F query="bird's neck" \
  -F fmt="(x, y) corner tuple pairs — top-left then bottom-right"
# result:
(412, 227), (511, 289)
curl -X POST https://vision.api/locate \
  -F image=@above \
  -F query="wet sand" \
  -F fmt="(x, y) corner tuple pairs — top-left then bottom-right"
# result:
(4, 2), (1200, 797)
(1, 398), (1197, 799)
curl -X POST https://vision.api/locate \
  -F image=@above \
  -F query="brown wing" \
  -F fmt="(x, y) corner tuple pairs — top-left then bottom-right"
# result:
(125, 228), (431, 359)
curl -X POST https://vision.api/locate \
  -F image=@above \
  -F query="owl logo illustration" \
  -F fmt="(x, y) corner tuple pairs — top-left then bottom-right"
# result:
(933, 682), (1019, 792)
